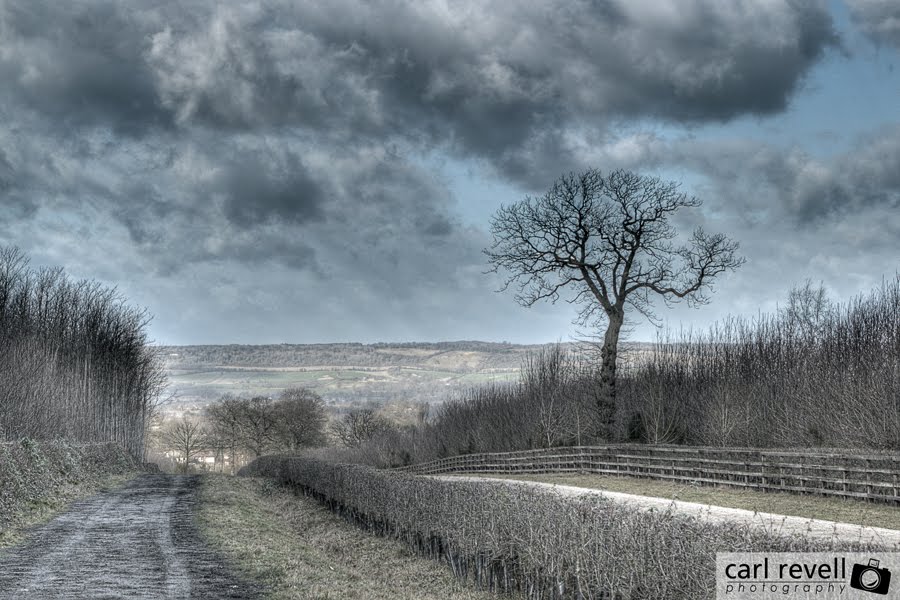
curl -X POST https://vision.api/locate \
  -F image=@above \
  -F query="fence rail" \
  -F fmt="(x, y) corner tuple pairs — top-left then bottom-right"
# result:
(394, 445), (900, 504)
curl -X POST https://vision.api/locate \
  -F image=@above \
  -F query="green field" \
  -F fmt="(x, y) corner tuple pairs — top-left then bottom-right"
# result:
(157, 341), (618, 408)
(166, 366), (519, 405)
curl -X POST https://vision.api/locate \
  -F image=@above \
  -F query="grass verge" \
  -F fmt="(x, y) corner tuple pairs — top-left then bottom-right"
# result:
(477, 473), (900, 530)
(195, 474), (496, 600)
(0, 472), (138, 551)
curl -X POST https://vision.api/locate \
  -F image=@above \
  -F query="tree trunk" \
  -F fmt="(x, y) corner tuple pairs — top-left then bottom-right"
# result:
(598, 311), (623, 440)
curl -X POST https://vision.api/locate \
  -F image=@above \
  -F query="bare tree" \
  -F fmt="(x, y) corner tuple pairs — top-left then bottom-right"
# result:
(486, 169), (743, 437)
(521, 345), (582, 448)
(205, 394), (246, 473)
(332, 408), (392, 448)
(238, 396), (279, 458)
(273, 388), (327, 450)
(782, 279), (833, 339)
(161, 418), (208, 474)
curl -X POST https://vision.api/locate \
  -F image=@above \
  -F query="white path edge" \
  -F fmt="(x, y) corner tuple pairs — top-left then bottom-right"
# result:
(433, 475), (900, 549)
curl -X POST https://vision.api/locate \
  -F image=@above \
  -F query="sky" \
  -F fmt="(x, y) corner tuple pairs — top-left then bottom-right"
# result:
(0, 0), (898, 345)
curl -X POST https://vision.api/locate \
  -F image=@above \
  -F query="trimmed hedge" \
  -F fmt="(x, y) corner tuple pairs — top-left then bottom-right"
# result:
(241, 456), (887, 599)
(0, 439), (136, 532)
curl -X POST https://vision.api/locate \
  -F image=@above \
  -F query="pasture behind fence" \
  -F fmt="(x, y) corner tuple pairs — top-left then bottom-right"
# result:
(394, 444), (900, 504)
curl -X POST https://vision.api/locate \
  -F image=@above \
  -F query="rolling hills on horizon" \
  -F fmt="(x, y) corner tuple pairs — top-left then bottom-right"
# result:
(155, 341), (654, 415)
(156, 341), (563, 411)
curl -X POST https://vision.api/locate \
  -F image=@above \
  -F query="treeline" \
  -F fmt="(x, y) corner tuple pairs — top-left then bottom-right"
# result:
(206, 388), (327, 465)
(0, 248), (163, 457)
(328, 277), (900, 467)
(625, 277), (900, 449)
(154, 388), (328, 473)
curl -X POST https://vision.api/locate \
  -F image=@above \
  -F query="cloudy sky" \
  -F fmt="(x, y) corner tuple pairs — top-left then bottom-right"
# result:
(1, 0), (898, 345)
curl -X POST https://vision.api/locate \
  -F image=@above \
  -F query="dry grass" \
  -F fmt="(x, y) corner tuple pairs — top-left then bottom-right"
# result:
(480, 473), (900, 530)
(196, 474), (497, 600)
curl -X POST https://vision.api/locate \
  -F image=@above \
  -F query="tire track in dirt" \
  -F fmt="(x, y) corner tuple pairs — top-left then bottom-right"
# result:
(0, 474), (259, 599)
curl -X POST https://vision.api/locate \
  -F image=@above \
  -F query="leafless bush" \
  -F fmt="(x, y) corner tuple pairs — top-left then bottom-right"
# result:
(418, 346), (601, 460)
(242, 456), (884, 599)
(0, 439), (136, 532)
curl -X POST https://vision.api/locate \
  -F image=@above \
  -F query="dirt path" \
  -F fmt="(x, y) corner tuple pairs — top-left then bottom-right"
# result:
(438, 475), (900, 548)
(0, 474), (259, 599)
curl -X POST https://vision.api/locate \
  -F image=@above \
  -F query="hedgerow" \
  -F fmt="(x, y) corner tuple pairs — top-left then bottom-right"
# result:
(0, 439), (136, 533)
(241, 456), (887, 599)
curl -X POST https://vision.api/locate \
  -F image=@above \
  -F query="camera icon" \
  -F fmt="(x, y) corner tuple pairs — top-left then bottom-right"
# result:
(850, 558), (892, 595)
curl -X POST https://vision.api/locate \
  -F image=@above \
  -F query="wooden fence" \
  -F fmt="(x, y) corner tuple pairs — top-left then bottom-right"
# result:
(394, 445), (900, 504)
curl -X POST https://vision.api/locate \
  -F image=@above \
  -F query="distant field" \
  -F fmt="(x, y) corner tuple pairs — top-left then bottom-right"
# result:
(158, 340), (651, 408)
(165, 365), (519, 406)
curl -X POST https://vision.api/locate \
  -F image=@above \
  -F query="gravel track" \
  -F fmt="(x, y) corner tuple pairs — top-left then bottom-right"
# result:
(438, 475), (900, 548)
(0, 474), (259, 599)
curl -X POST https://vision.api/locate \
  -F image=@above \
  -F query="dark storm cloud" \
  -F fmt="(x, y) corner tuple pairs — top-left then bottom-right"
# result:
(217, 153), (325, 228)
(846, 0), (900, 47)
(610, 126), (900, 225)
(0, 2), (172, 134)
(688, 130), (900, 224)
(0, 0), (866, 344)
(2, 1), (839, 158)
(142, 0), (840, 179)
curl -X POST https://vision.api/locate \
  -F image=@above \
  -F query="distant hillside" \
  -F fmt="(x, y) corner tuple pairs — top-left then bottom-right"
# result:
(155, 341), (567, 372)
(156, 341), (567, 410)
(154, 341), (652, 412)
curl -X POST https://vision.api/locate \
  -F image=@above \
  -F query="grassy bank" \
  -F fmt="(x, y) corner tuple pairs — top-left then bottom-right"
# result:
(0, 440), (139, 550)
(196, 474), (494, 599)
(474, 473), (900, 530)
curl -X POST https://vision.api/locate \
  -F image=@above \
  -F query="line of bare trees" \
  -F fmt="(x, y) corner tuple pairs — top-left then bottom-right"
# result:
(177, 387), (328, 473)
(0, 247), (164, 457)
(321, 345), (604, 467)
(327, 277), (900, 467)
(624, 277), (900, 449)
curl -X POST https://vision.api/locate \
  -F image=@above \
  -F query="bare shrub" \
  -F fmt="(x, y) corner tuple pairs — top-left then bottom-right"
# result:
(0, 439), (136, 533)
(242, 456), (884, 599)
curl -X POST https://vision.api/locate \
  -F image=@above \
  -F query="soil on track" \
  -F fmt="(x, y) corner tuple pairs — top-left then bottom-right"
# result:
(0, 474), (259, 599)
